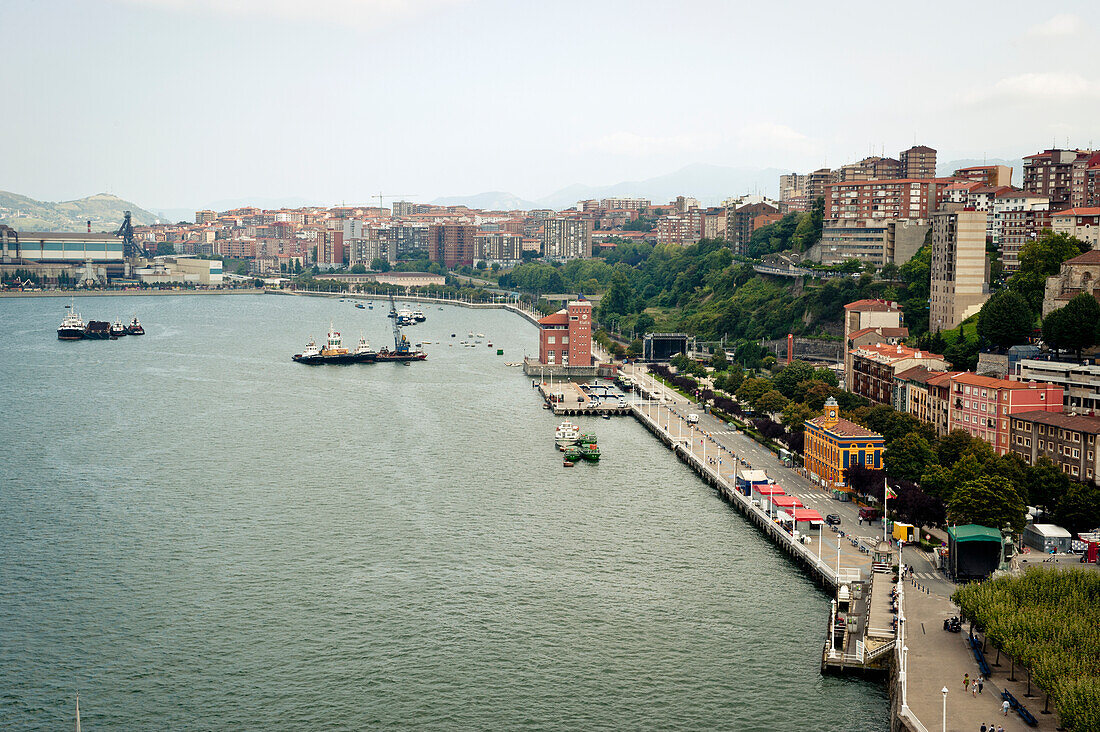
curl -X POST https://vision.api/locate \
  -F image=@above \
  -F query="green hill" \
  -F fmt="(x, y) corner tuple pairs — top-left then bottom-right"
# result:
(0, 191), (159, 232)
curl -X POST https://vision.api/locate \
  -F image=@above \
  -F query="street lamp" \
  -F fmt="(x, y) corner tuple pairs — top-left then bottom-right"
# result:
(941, 686), (948, 732)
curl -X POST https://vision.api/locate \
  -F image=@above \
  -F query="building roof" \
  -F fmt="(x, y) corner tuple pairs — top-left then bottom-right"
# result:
(538, 310), (569, 326)
(807, 414), (883, 439)
(1012, 410), (1100, 434)
(851, 342), (945, 365)
(1052, 207), (1100, 217)
(894, 365), (939, 384)
(19, 231), (122, 242)
(844, 299), (900, 312)
(1064, 250), (1100, 265)
(948, 525), (1002, 543)
(1027, 523), (1072, 538)
(849, 326), (910, 340)
(792, 508), (825, 522)
(947, 372), (1058, 390)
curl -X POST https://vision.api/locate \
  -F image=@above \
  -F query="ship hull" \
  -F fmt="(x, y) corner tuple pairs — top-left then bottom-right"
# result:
(84, 322), (112, 340)
(292, 352), (377, 364)
(126, 327), (145, 336)
(57, 328), (84, 341)
(376, 352), (427, 362)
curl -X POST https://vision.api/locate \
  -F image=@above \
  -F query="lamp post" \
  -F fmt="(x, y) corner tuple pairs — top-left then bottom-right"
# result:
(941, 686), (948, 732)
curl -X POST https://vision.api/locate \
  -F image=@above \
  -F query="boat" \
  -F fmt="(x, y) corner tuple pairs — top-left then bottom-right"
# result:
(355, 302), (365, 309)
(555, 420), (580, 446)
(563, 445), (583, 462)
(126, 316), (144, 335)
(84, 321), (111, 340)
(110, 318), (128, 338)
(376, 294), (427, 362)
(292, 324), (377, 364)
(57, 300), (85, 340)
(412, 309), (426, 322)
(563, 460), (575, 467)
(579, 444), (601, 462)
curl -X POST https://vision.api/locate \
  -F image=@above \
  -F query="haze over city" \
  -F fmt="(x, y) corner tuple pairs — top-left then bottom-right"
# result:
(3, 0), (1100, 210)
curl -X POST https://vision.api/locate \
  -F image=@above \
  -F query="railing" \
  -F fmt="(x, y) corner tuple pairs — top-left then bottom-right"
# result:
(895, 570), (930, 732)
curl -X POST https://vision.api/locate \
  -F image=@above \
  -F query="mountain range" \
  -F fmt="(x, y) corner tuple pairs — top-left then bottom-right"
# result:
(0, 191), (159, 232)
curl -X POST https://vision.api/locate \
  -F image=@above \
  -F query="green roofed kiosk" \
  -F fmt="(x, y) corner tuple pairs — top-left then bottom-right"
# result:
(947, 525), (1006, 581)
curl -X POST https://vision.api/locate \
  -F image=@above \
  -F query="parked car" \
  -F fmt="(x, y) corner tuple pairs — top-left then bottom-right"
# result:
(686, 413), (699, 424)
(825, 514), (842, 526)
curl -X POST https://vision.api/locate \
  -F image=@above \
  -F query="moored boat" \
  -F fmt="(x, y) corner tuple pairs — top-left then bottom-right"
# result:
(292, 324), (376, 364)
(555, 420), (580, 446)
(110, 318), (128, 338)
(126, 316), (144, 335)
(57, 301), (85, 340)
(84, 321), (111, 340)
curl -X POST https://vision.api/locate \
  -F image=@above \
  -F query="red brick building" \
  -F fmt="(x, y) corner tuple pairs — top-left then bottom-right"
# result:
(537, 297), (593, 366)
(945, 373), (1063, 456)
(825, 178), (954, 222)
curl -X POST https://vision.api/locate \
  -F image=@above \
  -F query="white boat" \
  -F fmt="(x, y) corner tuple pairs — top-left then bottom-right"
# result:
(555, 420), (580, 446)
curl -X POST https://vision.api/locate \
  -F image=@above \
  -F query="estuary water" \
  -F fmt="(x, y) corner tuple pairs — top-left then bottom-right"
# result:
(0, 293), (887, 730)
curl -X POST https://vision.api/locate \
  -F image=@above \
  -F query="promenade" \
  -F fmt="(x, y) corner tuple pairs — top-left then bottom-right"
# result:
(621, 364), (1064, 732)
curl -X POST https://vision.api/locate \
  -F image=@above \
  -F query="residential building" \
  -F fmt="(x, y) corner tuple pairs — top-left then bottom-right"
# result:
(537, 297), (593, 366)
(893, 367), (960, 435)
(477, 231), (522, 262)
(673, 196), (701, 213)
(804, 397), (885, 491)
(953, 165), (1013, 187)
(807, 168), (835, 200)
(1022, 148), (1099, 210)
(542, 218), (592, 260)
(975, 345), (1042, 379)
(317, 230), (345, 269)
(195, 210), (217, 224)
(849, 342), (948, 405)
(817, 218), (928, 267)
(825, 178), (950, 222)
(944, 373), (1062, 455)
(600, 197), (650, 212)
(780, 173), (809, 201)
(1051, 207), (1100, 251)
(1010, 411), (1100, 483)
(843, 299), (904, 385)
(836, 156), (903, 182)
(929, 209), (990, 331)
(1000, 208), (1053, 273)
(429, 223), (479, 268)
(726, 200), (780, 256)
(899, 145), (937, 179)
(654, 209), (704, 247)
(1014, 359), (1100, 414)
(702, 207), (727, 240)
(1042, 249), (1100, 316)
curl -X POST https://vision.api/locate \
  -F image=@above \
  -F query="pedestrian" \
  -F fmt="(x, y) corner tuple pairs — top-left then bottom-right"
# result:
(981, 724), (987, 732)
(971, 680), (978, 697)
(963, 673), (970, 691)
(1002, 699), (1010, 716)
(977, 677), (983, 694)
(997, 726), (1004, 732)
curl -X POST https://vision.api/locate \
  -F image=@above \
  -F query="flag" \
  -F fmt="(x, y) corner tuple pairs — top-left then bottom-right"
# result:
(886, 484), (897, 500)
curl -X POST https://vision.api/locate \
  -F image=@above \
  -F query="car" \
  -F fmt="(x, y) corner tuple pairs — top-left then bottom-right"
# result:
(686, 413), (700, 424)
(825, 514), (842, 526)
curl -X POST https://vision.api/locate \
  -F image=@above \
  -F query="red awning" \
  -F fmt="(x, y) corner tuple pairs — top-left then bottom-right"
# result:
(793, 509), (824, 522)
(770, 496), (804, 508)
(754, 486), (785, 495)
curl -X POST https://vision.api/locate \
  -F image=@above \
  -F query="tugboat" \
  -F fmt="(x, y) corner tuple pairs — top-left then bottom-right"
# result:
(126, 316), (144, 335)
(412, 309), (426, 322)
(57, 301), (85, 340)
(83, 320), (111, 340)
(377, 294), (427, 362)
(109, 318), (128, 338)
(292, 324), (377, 364)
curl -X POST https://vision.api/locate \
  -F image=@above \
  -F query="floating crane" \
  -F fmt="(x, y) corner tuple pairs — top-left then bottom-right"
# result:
(388, 292), (412, 354)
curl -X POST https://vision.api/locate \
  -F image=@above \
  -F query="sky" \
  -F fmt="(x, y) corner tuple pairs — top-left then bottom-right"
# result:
(2, 0), (1100, 210)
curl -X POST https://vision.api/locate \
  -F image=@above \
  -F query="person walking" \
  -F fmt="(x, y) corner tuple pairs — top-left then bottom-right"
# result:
(971, 680), (978, 697)
(1002, 699), (1011, 716)
(981, 723), (987, 732)
(977, 677), (984, 694)
(963, 673), (970, 691)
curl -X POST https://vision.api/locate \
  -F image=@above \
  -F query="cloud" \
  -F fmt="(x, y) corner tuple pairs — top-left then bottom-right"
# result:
(964, 72), (1100, 104)
(1027, 13), (1083, 37)
(733, 122), (813, 150)
(115, 0), (464, 28)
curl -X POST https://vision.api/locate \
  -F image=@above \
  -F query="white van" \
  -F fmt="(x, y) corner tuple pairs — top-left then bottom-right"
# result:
(686, 413), (699, 424)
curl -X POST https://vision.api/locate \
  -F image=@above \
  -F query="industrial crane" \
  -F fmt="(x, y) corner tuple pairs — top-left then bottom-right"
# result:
(388, 293), (411, 354)
(116, 210), (142, 260)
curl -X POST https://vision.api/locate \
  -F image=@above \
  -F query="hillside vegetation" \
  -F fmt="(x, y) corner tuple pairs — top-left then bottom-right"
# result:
(0, 191), (159, 232)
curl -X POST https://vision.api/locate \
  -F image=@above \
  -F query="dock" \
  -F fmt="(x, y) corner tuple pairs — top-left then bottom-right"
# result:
(536, 378), (631, 416)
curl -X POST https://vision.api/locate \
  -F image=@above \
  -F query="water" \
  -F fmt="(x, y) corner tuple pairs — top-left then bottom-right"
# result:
(0, 294), (887, 730)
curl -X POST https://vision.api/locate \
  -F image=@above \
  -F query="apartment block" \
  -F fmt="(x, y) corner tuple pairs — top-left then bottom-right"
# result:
(1023, 148), (1100, 210)
(826, 178), (950, 221)
(726, 201), (780, 256)
(541, 218), (592, 260)
(893, 368), (961, 436)
(780, 173), (809, 201)
(848, 342), (948, 405)
(600, 197), (650, 211)
(655, 210), (703, 247)
(953, 165), (1013, 187)
(195, 210), (217, 224)
(945, 373), (1062, 455)
(929, 209), (990, 331)
(900, 145), (937, 179)
(702, 207), (727, 240)
(843, 299), (904, 384)
(1014, 359), (1100, 414)
(1051, 207), (1100, 251)
(476, 232), (523, 262)
(428, 224), (479, 268)
(1010, 412), (1100, 483)
(817, 218), (928, 267)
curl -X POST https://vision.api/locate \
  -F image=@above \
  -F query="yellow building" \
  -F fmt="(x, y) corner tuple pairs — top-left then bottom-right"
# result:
(804, 397), (885, 490)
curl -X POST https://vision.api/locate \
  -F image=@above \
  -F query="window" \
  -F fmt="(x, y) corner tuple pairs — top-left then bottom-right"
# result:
(547, 336), (556, 344)
(1073, 449), (1080, 458)
(1025, 438), (1031, 447)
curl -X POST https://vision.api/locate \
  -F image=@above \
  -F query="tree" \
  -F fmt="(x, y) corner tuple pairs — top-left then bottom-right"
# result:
(884, 432), (936, 483)
(349, 263), (367, 274)
(370, 258), (391, 272)
(947, 476), (1027, 532)
(936, 430), (974, 469)
(1043, 294), (1100, 360)
(156, 242), (176, 256)
(1024, 456), (1073, 509)
(772, 360), (815, 400)
(1008, 231), (1089, 313)
(755, 389), (789, 415)
(781, 402), (815, 432)
(920, 464), (954, 501)
(710, 349), (728, 371)
(737, 377), (771, 407)
(977, 290), (1034, 349)
(893, 483), (946, 528)
(1053, 483), (1100, 536)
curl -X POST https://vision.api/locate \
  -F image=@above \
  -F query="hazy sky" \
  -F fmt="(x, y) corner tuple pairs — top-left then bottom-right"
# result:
(3, 0), (1099, 208)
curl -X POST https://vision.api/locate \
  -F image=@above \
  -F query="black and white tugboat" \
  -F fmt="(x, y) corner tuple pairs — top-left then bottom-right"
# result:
(57, 301), (85, 340)
(109, 318), (128, 338)
(126, 316), (144, 335)
(292, 325), (377, 364)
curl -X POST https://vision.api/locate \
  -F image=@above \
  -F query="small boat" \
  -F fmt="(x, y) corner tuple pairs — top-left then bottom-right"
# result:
(412, 309), (426, 322)
(555, 420), (580, 446)
(563, 461), (575, 467)
(110, 318), (128, 338)
(126, 316), (144, 335)
(602, 413), (611, 420)
(355, 302), (365, 309)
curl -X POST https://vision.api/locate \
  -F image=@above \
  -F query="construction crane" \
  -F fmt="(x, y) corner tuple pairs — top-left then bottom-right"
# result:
(375, 193), (418, 217)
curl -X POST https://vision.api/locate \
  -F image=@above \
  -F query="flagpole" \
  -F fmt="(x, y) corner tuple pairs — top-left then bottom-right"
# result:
(884, 477), (889, 544)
